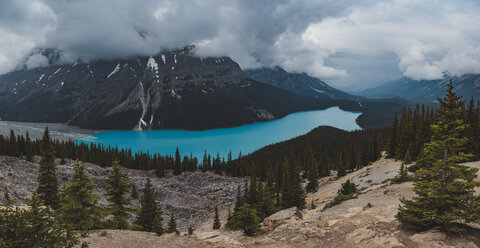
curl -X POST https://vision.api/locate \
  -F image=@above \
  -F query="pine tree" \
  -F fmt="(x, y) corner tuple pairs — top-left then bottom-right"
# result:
(131, 183), (139, 199)
(187, 226), (194, 235)
(105, 161), (133, 229)
(213, 205), (221, 229)
(174, 147), (181, 175)
(152, 213), (164, 236)
(396, 81), (480, 231)
(280, 158), (292, 208)
(166, 215), (178, 234)
(136, 178), (161, 232)
(58, 161), (106, 231)
(233, 185), (244, 212)
(25, 131), (33, 162)
(225, 204), (260, 236)
(388, 112), (399, 158)
(3, 186), (9, 203)
(0, 191), (79, 248)
(37, 127), (60, 209)
(304, 143), (319, 192)
(391, 163), (411, 184)
(291, 161), (306, 209)
(336, 155), (345, 177)
(254, 182), (277, 220)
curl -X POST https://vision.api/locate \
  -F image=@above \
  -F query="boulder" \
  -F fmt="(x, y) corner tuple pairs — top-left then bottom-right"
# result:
(263, 207), (302, 227)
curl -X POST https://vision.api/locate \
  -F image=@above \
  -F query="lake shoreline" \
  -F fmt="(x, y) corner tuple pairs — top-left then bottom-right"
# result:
(0, 120), (98, 142)
(76, 107), (361, 159)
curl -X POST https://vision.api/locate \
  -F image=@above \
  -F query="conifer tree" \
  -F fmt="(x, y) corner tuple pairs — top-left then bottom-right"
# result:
(166, 215), (178, 234)
(233, 185), (244, 212)
(136, 178), (161, 232)
(8, 130), (17, 157)
(58, 161), (106, 231)
(105, 161), (133, 229)
(225, 204), (260, 236)
(305, 143), (319, 192)
(246, 176), (258, 205)
(336, 155), (345, 177)
(291, 162), (306, 209)
(3, 186), (9, 203)
(280, 159), (305, 209)
(187, 226), (194, 235)
(152, 213), (164, 236)
(131, 183), (139, 199)
(255, 182), (277, 219)
(25, 131), (33, 162)
(388, 112), (399, 158)
(37, 127), (60, 209)
(174, 147), (181, 175)
(280, 158), (292, 208)
(0, 191), (78, 248)
(213, 205), (221, 229)
(396, 81), (480, 231)
(391, 163), (411, 184)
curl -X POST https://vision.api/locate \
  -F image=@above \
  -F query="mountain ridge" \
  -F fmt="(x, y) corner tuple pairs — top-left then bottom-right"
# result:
(357, 74), (480, 102)
(0, 49), (365, 131)
(245, 66), (357, 100)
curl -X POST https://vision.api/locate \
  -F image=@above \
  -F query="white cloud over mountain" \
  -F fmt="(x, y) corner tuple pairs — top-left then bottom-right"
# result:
(0, 0), (479, 89)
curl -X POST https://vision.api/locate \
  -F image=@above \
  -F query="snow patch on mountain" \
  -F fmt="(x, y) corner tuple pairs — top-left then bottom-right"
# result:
(107, 64), (121, 78)
(310, 87), (325, 94)
(161, 54), (166, 64)
(35, 74), (45, 84)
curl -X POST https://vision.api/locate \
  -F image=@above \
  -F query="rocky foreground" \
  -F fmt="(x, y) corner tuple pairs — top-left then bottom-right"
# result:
(0, 156), (244, 230)
(1, 155), (479, 247)
(84, 157), (480, 248)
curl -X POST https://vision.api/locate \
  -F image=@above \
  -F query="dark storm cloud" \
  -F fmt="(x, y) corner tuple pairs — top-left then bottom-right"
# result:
(0, 0), (479, 89)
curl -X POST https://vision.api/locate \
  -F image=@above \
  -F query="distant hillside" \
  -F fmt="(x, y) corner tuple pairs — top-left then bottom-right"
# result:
(358, 74), (480, 102)
(245, 67), (357, 100)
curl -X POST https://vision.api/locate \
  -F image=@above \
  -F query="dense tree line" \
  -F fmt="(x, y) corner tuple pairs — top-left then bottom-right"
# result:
(0, 125), (387, 184)
(0, 129), (199, 177)
(388, 96), (480, 162)
(229, 126), (387, 180)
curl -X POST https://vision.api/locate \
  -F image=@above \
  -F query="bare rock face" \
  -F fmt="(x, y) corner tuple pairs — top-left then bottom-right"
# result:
(263, 207), (302, 227)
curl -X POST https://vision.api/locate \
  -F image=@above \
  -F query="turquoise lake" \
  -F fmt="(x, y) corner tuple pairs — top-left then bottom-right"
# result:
(77, 107), (361, 159)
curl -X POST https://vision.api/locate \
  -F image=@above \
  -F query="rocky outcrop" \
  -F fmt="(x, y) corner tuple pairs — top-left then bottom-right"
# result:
(263, 207), (302, 227)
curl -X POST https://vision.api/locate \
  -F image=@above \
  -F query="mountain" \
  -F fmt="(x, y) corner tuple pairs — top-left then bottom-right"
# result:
(357, 74), (480, 102)
(0, 47), (361, 130)
(244, 66), (357, 100)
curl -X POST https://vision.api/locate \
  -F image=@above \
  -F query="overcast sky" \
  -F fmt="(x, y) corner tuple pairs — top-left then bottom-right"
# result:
(1, 0), (479, 90)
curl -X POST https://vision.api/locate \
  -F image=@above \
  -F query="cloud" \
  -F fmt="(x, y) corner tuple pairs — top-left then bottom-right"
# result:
(302, 0), (480, 87)
(0, 0), (479, 89)
(25, 53), (49, 69)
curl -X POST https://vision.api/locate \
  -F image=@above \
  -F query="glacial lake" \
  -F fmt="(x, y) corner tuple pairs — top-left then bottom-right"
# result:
(76, 107), (361, 159)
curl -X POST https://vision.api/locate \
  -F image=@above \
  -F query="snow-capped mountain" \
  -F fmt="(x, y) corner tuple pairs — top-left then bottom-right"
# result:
(357, 74), (480, 102)
(245, 66), (357, 100)
(0, 47), (358, 130)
